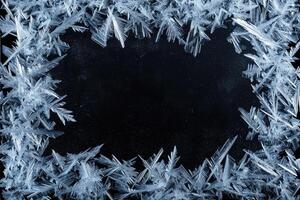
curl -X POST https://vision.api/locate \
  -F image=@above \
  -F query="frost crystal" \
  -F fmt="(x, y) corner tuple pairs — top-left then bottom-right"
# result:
(0, 0), (300, 199)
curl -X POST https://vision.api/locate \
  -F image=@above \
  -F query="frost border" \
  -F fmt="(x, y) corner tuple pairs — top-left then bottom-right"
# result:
(0, 0), (300, 199)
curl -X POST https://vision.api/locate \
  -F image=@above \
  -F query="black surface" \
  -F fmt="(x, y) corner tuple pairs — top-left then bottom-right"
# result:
(47, 27), (260, 169)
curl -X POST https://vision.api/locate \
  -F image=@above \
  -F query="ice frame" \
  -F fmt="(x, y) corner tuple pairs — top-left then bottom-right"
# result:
(0, 0), (299, 199)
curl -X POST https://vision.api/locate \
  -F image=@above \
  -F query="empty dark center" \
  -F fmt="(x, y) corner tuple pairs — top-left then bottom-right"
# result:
(48, 27), (259, 169)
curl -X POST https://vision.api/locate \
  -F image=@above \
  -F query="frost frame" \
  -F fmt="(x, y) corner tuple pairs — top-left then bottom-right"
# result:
(0, 0), (300, 199)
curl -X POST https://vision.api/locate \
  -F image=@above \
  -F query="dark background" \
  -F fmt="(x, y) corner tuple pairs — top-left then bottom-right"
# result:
(45, 27), (261, 169)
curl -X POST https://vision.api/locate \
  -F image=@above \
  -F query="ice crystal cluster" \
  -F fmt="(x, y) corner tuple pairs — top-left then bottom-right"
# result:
(0, 0), (299, 199)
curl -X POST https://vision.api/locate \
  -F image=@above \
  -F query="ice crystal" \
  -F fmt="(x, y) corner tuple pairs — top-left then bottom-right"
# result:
(0, 0), (299, 199)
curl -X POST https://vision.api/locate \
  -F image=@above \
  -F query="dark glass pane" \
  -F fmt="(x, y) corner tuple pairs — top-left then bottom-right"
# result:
(48, 27), (260, 169)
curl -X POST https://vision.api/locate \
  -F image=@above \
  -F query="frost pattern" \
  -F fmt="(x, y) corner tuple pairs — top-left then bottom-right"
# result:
(0, 0), (299, 199)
